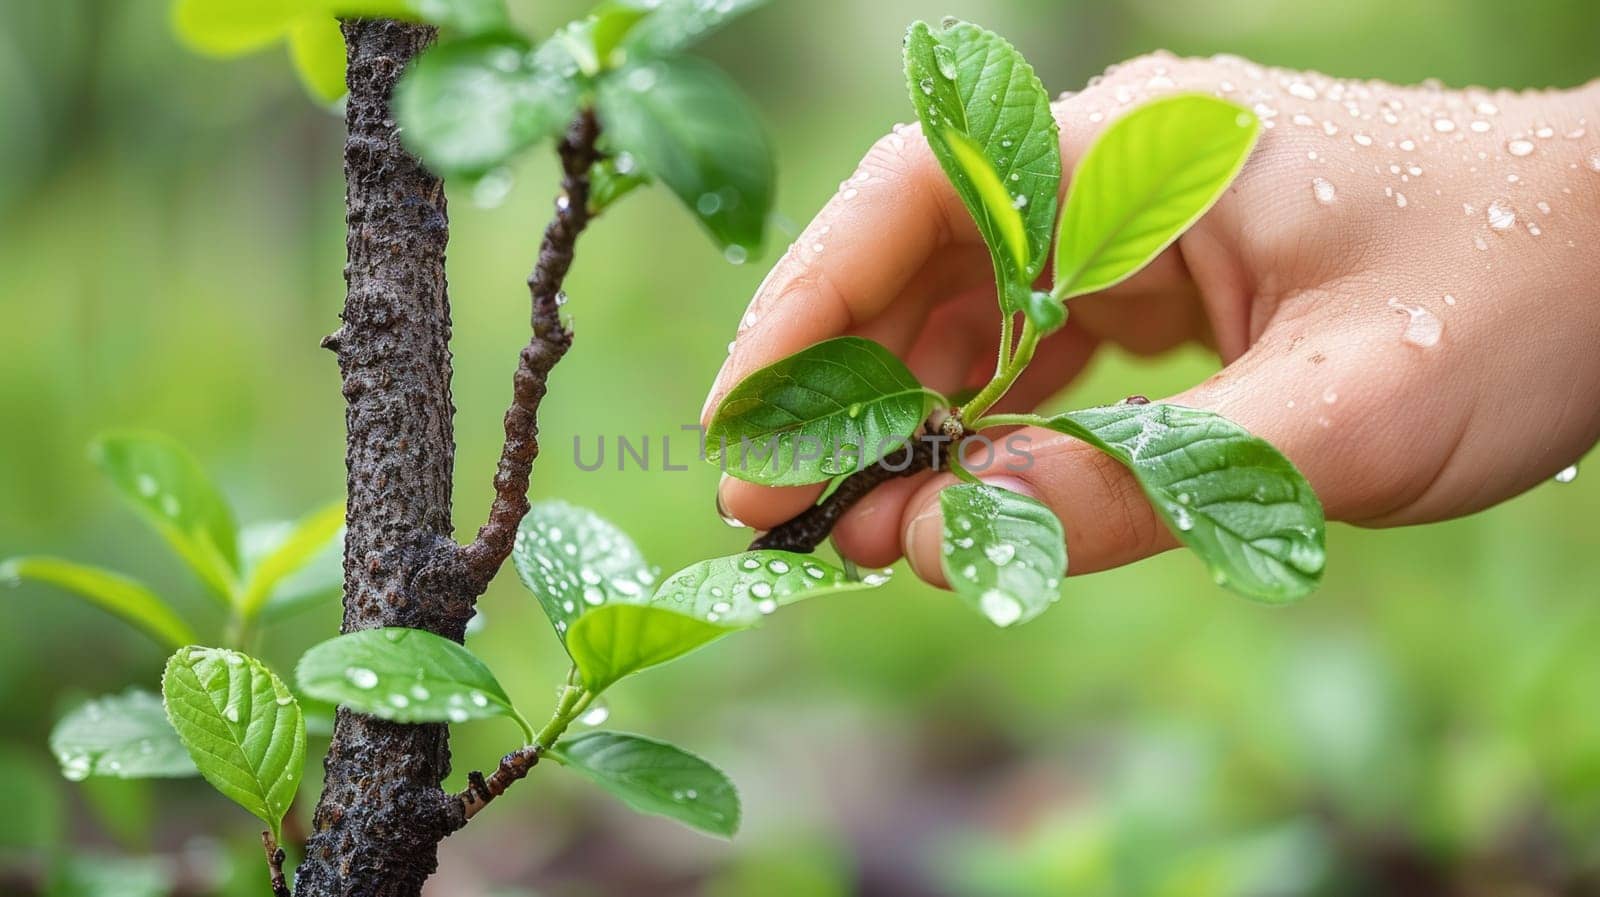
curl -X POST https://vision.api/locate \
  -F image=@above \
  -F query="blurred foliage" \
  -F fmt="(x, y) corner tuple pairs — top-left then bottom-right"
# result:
(1, 0), (1597, 894)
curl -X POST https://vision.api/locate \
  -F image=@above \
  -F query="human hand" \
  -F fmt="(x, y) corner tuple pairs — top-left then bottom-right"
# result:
(703, 53), (1600, 587)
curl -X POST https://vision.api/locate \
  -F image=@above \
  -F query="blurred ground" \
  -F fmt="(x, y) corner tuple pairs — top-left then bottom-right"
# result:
(1, 0), (1597, 894)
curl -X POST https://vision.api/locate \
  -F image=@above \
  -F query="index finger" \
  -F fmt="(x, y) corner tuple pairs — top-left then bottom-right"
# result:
(699, 123), (982, 425)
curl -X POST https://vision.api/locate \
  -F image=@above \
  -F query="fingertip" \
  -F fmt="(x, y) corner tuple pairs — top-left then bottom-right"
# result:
(831, 474), (928, 567)
(717, 475), (825, 532)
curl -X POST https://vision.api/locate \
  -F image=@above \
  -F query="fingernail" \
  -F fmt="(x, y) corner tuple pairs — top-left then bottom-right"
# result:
(715, 474), (746, 529)
(903, 504), (944, 583)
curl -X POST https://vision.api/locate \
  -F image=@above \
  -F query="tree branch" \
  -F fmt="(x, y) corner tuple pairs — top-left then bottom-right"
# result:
(453, 745), (543, 823)
(749, 434), (942, 552)
(261, 831), (291, 897)
(460, 109), (601, 589)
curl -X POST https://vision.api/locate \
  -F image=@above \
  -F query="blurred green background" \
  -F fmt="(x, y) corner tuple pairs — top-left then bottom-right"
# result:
(2, 0), (1599, 894)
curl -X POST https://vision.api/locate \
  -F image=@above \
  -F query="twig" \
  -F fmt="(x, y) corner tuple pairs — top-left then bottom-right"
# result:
(261, 831), (291, 897)
(455, 745), (542, 822)
(460, 110), (602, 588)
(750, 435), (941, 552)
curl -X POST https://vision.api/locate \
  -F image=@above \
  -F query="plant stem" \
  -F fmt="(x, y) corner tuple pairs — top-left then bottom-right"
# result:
(968, 413), (1044, 430)
(959, 318), (1041, 422)
(261, 830), (291, 897)
(452, 681), (591, 823)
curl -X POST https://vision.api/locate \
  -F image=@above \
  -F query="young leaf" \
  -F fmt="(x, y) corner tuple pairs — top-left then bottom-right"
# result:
(50, 689), (198, 781)
(295, 628), (533, 742)
(567, 550), (882, 692)
(939, 483), (1065, 627)
(287, 16), (346, 103)
(512, 500), (658, 645)
(512, 502), (885, 692)
(162, 647), (305, 840)
(620, 0), (767, 58)
(394, 33), (579, 177)
(238, 503), (345, 618)
(596, 55), (774, 253)
(549, 731), (740, 837)
(1053, 94), (1258, 299)
(706, 337), (939, 486)
(0, 557), (196, 649)
(1022, 289), (1066, 335)
(904, 19), (1060, 305)
(171, 0), (303, 56)
(1040, 403), (1325, 602)
(89, 432), (240, 602)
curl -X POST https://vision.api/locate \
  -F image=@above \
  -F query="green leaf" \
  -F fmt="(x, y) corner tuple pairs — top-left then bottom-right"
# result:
(89, 432), (240, 603)
(706, 336), (939, 486)
(171, 0), (302, 56)
(161, 647), (304, 840)
(295, 627), (533, 742)
(1053, 94), (1258, 299)
(511, 502), (885, 692)
(0, 557), (196, 649)
(1039, 403), (1325, 602)
(939, 483), (1066, 627)
(50, 690), (198, 781)
(550, 731), (740, 837)
(287, 16), (346, 102)
(596, 55), (774, 253)
(238, 503), (344, 618)
(394, 33), (579, 177)
(401, 0), (509, 33)
(589, 153), (651, 213)
(1022, 289), (1066, 334)
(904, 20), (1060, 306)
(619, 0), (768, 58)
(567, 550), (882, 692)
(512, 499), (659, 645)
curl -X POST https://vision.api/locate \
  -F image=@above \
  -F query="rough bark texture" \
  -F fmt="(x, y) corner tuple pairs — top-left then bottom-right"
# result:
(460, 110), (598, 588)
(296, 20), (472, 897)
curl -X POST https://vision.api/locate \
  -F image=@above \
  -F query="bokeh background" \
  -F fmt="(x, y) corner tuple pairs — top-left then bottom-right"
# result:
(3, 0), (1599, 894)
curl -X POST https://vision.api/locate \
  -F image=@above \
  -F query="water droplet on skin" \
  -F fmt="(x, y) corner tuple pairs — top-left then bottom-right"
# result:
(1476, 100), (1499, 116)
(1586, 151), (1600, 172)
(1487, 200), (1517, 230)
(1288, 81), (1318, 100)
(1352, 132), (1373, 146)
(1399, 139), (1416, 152)
(979, 589), (1023, 627)
(1554, 464), (1579, 484)
(1387, 298), (1443, 348)
(1535, 126), (1555, 139)
(1311, 177), (1337, 205)
(346, 667), (378, 689)
(1469, 119), (1491, 133)
(1395, 192), (1408, 208)
(1507, 138), (1535, 157)
(1444, 293), (1457, 305)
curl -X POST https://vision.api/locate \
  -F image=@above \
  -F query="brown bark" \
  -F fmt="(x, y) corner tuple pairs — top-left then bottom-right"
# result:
(295, 20), (472, 897)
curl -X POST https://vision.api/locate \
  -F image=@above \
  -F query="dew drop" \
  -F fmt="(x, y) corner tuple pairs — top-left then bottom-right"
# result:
(1554, 464), (1578, 484)
(1387, 298), (1443, 348)
(579, 704), (610, 726)
(740, 557), (761, 571)
(979, 589), (1023, 627)
(983, 543), (1016, 566)
(750, 582), (773, 599)
(766, 559), (790, 574)
(345, 667), (378, 689)
(756, 598), (778, 614)
(1486, 200), (1517, 230)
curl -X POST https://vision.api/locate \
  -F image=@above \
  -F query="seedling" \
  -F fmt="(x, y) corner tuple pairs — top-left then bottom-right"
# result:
(12, 7), (1327, 896)
(707, 19), (1327, 626)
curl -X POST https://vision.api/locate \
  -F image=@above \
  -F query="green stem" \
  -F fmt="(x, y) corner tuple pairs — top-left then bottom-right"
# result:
(969, 412), (1046, 430)
(960, 319), (1042, 423)
(533, 678), (591, 749)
